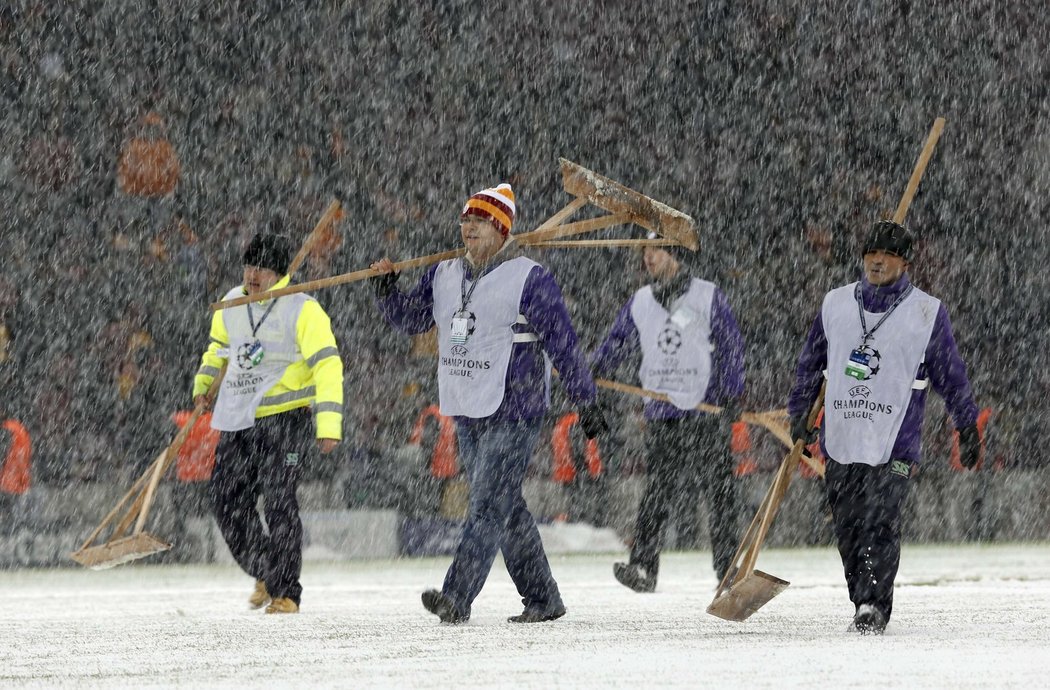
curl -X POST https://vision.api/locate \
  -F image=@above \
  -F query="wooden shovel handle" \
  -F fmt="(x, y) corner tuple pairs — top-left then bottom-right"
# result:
(132, 363), (227, 534)
(715, 457), (784, 596)
(595, 378), (789, 429)
(76, 448), (165, 550)
(737, 383), (826, 575)
(595, 378), (721, 415)
(80, 363), (228, 550)
(893, 117), (945, 223)
(529, 196), (588, 234)
(285, 199), (343, 277)
(597, 376), (826, 485)
(210, 248), (467, 311)
(517, 212), (633, 245)
(210, 199), (634, 311)
(528, 238), (678, 249)
(716, 383), (825, 592)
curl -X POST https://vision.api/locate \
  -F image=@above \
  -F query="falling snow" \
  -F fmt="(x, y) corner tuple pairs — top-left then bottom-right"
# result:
(1, 2), (1049, 687)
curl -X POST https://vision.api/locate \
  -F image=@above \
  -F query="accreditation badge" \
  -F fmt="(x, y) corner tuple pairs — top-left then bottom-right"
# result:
(669, 306), (696, 330)
(845, 348), (871, 380)
(450, 311), (474, 345)
(247, 339), (265, 367)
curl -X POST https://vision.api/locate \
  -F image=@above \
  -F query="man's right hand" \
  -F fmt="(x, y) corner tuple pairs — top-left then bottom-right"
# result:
(790, 414), (817, 446)
(194, 395), (209, 409)
(369, 258), (399, 298)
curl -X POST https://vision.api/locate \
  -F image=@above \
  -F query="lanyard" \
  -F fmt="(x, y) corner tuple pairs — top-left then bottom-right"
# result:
(854, 283), (913, 344)
(459, 260), (494, 313)
(246, 299), (278, 338)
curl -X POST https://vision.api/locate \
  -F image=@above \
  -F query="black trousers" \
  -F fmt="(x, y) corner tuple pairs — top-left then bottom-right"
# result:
(629, 415), (739, 581)
(210, 409), (311, 605)
(824, 458), (912, 621)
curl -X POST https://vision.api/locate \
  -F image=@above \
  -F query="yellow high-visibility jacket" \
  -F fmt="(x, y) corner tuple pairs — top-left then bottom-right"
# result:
(193, 276), (344, 440)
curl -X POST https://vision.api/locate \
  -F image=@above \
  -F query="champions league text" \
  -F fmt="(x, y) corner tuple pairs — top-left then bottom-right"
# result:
(832, 398), (894, 422)
(441, 356), (492, 378)
(648, 367), (700, 377)
(229, 373), (266, 389)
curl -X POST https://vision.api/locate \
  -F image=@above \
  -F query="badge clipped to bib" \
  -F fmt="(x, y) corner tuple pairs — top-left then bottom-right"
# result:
(669, 306), (696, 330)
(845, 348), (871, 380)
(246, 339), (265, 367)
(450, 311), (473, 345)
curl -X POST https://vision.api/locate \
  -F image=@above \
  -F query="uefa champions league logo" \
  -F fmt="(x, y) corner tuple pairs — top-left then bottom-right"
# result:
(237, 342), (262, 370)
(848, 384), (872, 399)
(658, 324), (683, 355)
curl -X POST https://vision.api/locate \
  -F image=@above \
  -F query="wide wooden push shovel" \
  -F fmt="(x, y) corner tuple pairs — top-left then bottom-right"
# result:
(70, 365), (226, 570)
(706, 384), (824, 621)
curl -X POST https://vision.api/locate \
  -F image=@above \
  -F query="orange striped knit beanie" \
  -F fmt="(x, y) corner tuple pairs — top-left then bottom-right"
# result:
(461, 183), (516, 236)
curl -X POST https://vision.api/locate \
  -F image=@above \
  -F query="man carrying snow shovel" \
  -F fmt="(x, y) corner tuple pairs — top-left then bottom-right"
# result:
(194, 231), (344, 614)
(788, 220), (980, 634)
(369, 182), (608, 624)
(590, 236), (746, 592)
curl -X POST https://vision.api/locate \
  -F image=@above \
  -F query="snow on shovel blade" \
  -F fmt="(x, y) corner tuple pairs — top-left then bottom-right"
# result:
(706, 570), (790, 622)
(70, 533), (172, 570)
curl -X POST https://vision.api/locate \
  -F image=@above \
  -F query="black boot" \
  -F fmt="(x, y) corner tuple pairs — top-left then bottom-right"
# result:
(853, 604), (887, 634)
(422, 589), (469, 624)
(613, 562), (656, 593)
(508, 605), (567, 623)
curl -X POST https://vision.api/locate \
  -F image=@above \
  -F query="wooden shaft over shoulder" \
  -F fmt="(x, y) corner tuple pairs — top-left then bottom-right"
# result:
(286, 199), (343, 277)
(894, 117), (945, 223)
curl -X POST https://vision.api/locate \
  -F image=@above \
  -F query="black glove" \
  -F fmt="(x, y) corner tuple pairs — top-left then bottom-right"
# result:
(958, 424), (981, 470)
(790, 414), (817, 446)
(578, 404), (609, 440)
(370, 270), (399, 299)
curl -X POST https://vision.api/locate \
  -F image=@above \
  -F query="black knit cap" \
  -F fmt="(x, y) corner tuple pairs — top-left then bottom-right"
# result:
(862, 220), (913, 261)
(242, 233), (291, 274)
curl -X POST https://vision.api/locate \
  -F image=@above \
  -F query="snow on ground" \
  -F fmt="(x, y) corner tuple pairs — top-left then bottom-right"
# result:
(2, 543), (1049, 689)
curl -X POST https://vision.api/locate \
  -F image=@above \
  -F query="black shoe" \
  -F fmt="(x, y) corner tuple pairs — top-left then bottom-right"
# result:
(614, 562), (656, 593)
(508, 606), (567, 623)
(853, 604), (887, 635)
(422, 589), (469, 624)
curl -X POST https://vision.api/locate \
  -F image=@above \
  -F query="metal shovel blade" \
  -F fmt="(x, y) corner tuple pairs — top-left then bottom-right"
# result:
(70, 533), (172, 570)
(706, 570), (790, 621)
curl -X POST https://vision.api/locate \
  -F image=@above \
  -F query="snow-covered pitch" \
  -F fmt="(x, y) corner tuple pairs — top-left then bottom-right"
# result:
(3, 543), (1049, 688)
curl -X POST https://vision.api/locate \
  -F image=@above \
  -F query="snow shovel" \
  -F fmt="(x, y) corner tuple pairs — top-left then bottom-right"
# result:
(706, 384), (824, 621)
(209, 158), (699, 311)
(70, 364), (226, 569)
